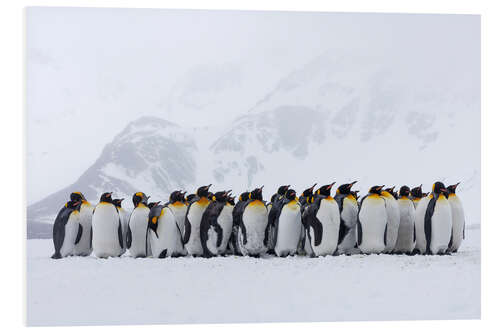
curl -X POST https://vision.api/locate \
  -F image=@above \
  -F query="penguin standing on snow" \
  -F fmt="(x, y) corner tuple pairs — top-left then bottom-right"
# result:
(126, 192), (151, 258)
(51, 198), (82, 259)
(334, 182), (359, 255)
(147, 199), (184, 258)
(393, 186), (416, 254)
(273, 188), (302, 257)
(302, 182), (341, 257)
(381, 186), (401, 253)
(415, 181), (452, 255)
(183, 184), (213, 256)
(447, 183), (465, 253)
(410, 185), (424, 208)
(200, 190), (234, 257)
(70, 192), (93, 256)
(298, 183), (317, 256)
(165, 191), (188, 246)
(112, 198), (127, 255)
(357, 185), (388, 254)
(238, 186), (268, 257)
(265, 185), (290, 252)
(91, 192), (124, 258)
(228, 191), (250, 255)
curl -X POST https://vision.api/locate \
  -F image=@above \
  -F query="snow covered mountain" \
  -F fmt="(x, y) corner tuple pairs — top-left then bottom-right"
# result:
(27, 117), (198, 238)
(27, 53), (480, 238)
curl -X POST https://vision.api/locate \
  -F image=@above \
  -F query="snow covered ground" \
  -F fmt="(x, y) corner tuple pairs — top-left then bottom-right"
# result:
(27, 226), (480, 326)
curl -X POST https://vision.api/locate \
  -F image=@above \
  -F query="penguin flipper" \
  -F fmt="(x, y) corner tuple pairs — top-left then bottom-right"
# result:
(463, 223), (465, 240)
(90, 226), (92, 249)
(183, 218), (192, 245)
(126, 224), (132, 249)
(74, 223), (83, 245)
(52, 208), (69, 258)
(309, 217), (323, 247)
(413, 222), (416, 243)
(383, 223), (388, 246)
(118, 221), (124, 249)
(240, 221), (248, 245)
(357, 219), (363, 247)
(338, 218), (347, 245)
(424, 196), (437, 254)
(215, 223), (223, 248)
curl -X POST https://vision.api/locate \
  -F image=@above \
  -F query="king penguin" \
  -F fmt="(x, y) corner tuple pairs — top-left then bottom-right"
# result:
(126, 192), (151, 258)
(334, 182), (359, 255)
(148, 199), (184, 258)
(381, 186), (401, 253)
(393, 186), (416, 254)
(51, 198), (82, 259)
(265, 185), (290, 252)
(447, 183), (465, 253)
(70, 192), (93, 256)
(415, 182), (452, 255)
(91, 192), (124, 258)
(302, 182), (341, 257)
(273, 188), (302, 257)
(183, 184), (213, 256)
(228, 191), (250, 255)
(357, 185), (388, 254)
(165, 190), (188, 256)
(200, 190), (234, 257)
(238, 186), (268, 257)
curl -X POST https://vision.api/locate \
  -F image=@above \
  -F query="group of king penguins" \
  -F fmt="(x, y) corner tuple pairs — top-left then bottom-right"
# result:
(51, 180), (465, 259)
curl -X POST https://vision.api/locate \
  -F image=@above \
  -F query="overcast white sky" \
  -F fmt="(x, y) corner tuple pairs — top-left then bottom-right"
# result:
(26, 7), (479, 204)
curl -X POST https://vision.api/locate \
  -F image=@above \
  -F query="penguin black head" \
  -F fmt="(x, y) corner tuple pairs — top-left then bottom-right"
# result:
(317, 182), (335, 197)
(148, 201), (161, 209)
(447, 182), (460, 194)
(228, 195), (236, 205)
(186, 194), (197, 203)
(239, 192), (250, 202)
(270, 193), (279, 203)
(368, 185), (384, 195)
(384, 186), (397, 199)
(399, 186), (411, 198)
(100, 192), (113, 203)
(336, 181), (357, 195)
(432, 181), (447, 195)
(301, 183), (317, 198)
(196, 184), (212, 198)
(410, 185), (423, 198)
(213, 190), (231, 202)
(132, 192), (149, 207)
(284, 189), (297, 200)
(70, 192), (87, 202)
(277, 185), (290, 196)
(249, 186), (264, 201)
(112, 198), (124, 208)
(65, 199), (82, 211)
(169, 190), (186, 204)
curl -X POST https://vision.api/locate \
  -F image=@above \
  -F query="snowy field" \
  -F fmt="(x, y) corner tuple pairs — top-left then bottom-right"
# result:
(27, 226), (480, 326)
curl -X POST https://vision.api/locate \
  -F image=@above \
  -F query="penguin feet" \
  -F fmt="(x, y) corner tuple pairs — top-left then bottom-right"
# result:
(51, 252), (62, 259)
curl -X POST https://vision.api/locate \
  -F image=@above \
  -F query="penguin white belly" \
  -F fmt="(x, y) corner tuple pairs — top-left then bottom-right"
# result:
(150, 207), (184, 258)
(394, 198), (416, 253)
(274, 201), (302, 256)
(382, 194), (401, 253)
(216, 204), (233, 254)
(429, 197), (452, 255)
(92, 203), (122, 258)
(239, 201), (268, 256)
(448, 195), (465, 252)
(73, 203), (93, 256)
(168, 203), (188, 255)
(185, 199), (210, 256)
(60, 211), (80, 257)
(358, 196), (387, 254)
(337, 198), (359, 254)
(128, 206), (150, 257)
(310, 198), (340, 256)
(414, 196), (431, 254)
(117, 208), (129, 255)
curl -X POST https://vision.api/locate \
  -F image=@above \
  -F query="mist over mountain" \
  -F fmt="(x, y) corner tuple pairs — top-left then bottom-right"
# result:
(27, 51), (480, 238)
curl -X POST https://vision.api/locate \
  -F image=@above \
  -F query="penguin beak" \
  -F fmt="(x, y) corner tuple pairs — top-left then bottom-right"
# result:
(377, 185), (385, 191)
(106, 192), (112, 198)
(348, 181), (357, 189)
(259, 185), (264, 192)
(327, 182), (336, 190)
(308, 183), (317, 191)
(206, 184), (212, 190)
